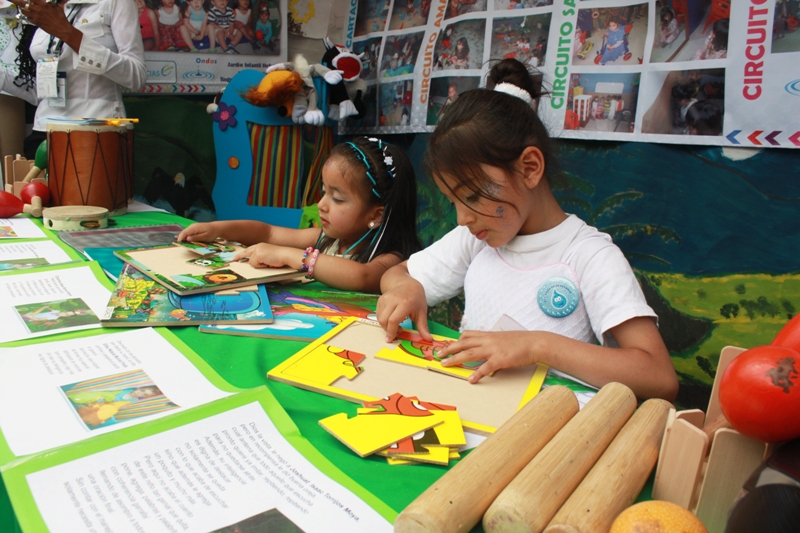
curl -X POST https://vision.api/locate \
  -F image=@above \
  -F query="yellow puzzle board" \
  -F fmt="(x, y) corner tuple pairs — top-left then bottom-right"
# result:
(268, 318), (548, 434)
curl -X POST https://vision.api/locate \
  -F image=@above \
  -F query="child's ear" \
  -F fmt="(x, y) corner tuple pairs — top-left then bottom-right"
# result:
(518, 146), (545, 189)
(369, 205), (385, 226)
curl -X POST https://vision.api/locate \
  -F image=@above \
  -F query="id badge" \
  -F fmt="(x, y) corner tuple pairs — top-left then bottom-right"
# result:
(50, 71), (67, 108)
(36, 58), (59, 99)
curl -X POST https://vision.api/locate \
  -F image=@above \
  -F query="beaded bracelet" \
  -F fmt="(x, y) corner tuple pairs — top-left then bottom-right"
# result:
(300, 247), (313, 272)
(306, 249), (320, 279)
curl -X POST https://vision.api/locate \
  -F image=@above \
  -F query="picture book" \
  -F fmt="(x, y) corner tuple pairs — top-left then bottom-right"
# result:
(200, 285), (411, 342)
(0, 217), (48, 240)
(57, 224), (185, 254)
(114, 241), (302, 295)
(101, 263), (274, 327)
(0, 261), (114, 345)
(0, 239), (84, 271)
(268, 317), (548, 434)
(0, 328), (394, 532)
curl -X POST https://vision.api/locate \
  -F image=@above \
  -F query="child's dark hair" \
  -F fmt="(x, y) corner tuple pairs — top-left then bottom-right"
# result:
(456, 37), (470, 59)
(711, 18), (729, 51)
(321, 137), (421, 262)
(672, 80), (698, 102)
(425, 58), (558, 215)
(686, 101), (722, 135)
(660, 7), (675, 25)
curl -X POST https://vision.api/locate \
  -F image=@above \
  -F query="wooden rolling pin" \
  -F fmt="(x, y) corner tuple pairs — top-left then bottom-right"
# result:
(544, 398), (673, 533)
(394, 385), (579, 533)
(483, 382), (637, 533)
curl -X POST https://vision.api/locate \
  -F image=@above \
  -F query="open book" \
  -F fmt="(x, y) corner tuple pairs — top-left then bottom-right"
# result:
(0, 328), (394, 532)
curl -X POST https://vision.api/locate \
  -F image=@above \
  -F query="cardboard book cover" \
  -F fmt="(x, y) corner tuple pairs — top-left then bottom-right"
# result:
(101, 263), (274, 326)
(114, 240), (301, 295)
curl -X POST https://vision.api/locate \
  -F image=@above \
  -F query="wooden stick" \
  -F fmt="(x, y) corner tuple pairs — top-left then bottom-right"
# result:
(483, 382), (637, 533)
(393, 385), (579, 533)
(543, 398), (673, 533)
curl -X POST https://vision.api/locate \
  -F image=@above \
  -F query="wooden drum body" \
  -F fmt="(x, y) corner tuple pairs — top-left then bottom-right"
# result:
(47, 122), (133, 215)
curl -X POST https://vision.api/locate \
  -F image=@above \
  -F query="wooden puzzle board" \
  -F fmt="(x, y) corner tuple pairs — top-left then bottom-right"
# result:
(117, 243), (301, 295)
(270, 319), (547, 434)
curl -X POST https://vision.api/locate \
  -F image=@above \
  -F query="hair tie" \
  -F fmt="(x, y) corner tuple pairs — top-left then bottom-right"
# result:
(494, 82), (533, 105)
(346, 141), (381, 198)
(367, 137), (396, 180)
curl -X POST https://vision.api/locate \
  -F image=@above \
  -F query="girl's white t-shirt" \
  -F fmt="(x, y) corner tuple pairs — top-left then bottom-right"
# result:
(406, 215), (656, 344)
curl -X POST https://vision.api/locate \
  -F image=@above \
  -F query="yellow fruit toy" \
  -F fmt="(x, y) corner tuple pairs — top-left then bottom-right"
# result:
(610, 500), (708, 533)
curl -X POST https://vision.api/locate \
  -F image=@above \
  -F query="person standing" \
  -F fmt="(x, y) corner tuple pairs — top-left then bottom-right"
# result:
(2, 0), (146, 158)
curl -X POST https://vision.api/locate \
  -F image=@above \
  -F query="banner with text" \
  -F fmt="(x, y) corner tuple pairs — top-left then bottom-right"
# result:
(337, 0), (800, 148)
(138, 0), (288, 94)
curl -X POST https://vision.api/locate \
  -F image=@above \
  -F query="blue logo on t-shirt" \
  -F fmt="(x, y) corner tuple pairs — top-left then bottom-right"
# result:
(538, 277), (579, 318)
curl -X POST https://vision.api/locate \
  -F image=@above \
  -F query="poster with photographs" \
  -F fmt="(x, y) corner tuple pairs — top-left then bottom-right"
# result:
(340, 0), (800, 148)
(139, 0), (287, 92)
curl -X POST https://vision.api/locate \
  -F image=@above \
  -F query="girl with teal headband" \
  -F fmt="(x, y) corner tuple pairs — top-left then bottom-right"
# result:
(178, 137), (421, 294)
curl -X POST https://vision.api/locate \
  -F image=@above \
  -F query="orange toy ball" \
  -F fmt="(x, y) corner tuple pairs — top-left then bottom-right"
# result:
(719, 345), (800, 443)
(610, 501), (708, 533)
(228, 156), (239, 169)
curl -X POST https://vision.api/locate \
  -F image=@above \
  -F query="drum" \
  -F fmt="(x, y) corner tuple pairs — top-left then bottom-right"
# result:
(47, 122), (133, 215)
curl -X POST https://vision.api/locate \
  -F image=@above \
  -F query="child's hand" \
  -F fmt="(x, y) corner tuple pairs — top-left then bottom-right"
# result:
(233, 243), (293, 269)
(177, 222), (222, 243)
(438, 330), (538, 384)
(377, 279), (431, 343)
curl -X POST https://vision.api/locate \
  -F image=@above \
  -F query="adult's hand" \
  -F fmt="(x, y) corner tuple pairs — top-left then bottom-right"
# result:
(13, 0), (83, 52)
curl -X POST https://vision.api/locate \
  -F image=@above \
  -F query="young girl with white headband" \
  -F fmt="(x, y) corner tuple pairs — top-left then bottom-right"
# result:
(377, 58), (678, 401)
(178, 136), (421, 294)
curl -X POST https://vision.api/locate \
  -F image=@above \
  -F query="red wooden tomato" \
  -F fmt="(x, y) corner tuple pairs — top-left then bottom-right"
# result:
(719, 345), (800, 443)
(771, 314), (800, 352)
(21, 181), (50, 205)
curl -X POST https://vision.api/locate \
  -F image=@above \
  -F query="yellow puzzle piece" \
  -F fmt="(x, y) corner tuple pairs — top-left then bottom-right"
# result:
(319, 411), (444, 457)
(280, 344), (365, 385)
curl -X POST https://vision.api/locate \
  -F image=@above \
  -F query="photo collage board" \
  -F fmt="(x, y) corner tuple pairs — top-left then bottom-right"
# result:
(338, 0), (800, 148)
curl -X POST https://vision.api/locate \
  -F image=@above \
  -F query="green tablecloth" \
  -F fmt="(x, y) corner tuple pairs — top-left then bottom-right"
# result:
(0, 210), (653, 532)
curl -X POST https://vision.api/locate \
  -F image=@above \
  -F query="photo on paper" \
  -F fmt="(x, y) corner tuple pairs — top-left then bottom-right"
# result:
(494, 0), (552, 10)
(563, 72), (639, 133)
(573, 4), (648, 66)
(426, 76), (481, 125)
(651, 0), (730, 63)
(772, 0), (800, 54)
(445, 0), (488, 21)
(354, 0), (391, 37)
(14, 298), (100, 334)
(345, 84), (379, 128)
(380, 31), (425, 78)
(0, 226), (18, 238)
(378, 80), (413, 127)
(0, 257), (49, 271)
(210, 507), (305, 532)
(60, 369), (179, 431)
(433, 19), (487, 71)
(388, 0), (432, 30)
(352, 37), (383, 81)
(490, 13), (552, 69)
(641, 68), (725, 136)
(137, 0), (282, 56)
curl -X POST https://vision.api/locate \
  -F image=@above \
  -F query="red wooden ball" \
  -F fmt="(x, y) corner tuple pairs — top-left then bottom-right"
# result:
(771, 314), (800, 353)
(719, 345), (800, 443)
(21, 181), (50, 205)
(0, 191), (24, 218)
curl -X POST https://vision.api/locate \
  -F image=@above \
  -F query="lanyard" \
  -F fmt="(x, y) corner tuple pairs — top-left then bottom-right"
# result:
(46, 4), (82, 56)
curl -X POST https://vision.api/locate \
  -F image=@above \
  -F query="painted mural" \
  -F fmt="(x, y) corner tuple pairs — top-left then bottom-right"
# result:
(408, 134), (800, 410)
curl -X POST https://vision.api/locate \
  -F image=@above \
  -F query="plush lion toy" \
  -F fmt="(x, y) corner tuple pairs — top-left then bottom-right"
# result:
(241, 68), (304, 117)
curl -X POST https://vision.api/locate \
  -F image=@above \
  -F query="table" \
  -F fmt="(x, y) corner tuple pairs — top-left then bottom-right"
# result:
(0, 210), (654, 533)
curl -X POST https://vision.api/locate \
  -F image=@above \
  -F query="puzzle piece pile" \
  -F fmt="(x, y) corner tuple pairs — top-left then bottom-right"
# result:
(319, 392), (466, 466)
